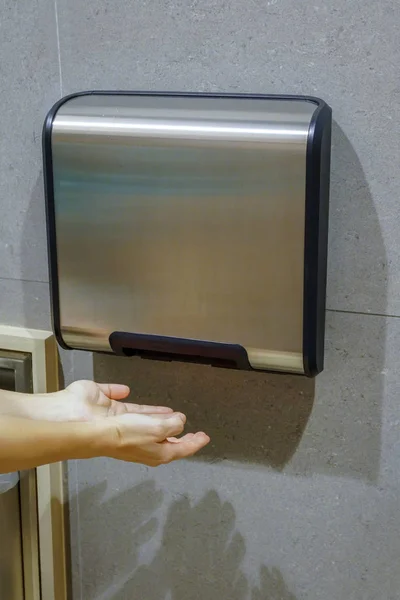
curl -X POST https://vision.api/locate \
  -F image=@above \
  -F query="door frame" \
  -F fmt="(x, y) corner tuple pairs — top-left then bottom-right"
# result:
(0, 326), (67, 600)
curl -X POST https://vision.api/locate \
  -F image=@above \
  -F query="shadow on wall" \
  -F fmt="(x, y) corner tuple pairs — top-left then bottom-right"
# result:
(327, 123), (388, 316)
(303, 121), (386, 484)
(71, 479), (162, 600)
(74, 480), (296, 600)
(117, 490), (296, 600)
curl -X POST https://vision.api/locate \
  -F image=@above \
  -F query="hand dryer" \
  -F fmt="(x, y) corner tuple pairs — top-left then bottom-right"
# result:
(43, 92), (332, 376)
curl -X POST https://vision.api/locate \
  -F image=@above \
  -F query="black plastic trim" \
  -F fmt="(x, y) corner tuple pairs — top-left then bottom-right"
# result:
(43, 90), (331, 375)
(109, 332), (251, 370)
(42, 96), (74, 350)
(302, 101), (332, 376)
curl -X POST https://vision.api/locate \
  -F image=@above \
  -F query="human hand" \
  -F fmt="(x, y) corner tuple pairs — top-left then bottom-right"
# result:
(63, 380), (176, 421)
(17, 379), (175, 422)
(64, 381), (210, 466)
(0, 380), (210, 471)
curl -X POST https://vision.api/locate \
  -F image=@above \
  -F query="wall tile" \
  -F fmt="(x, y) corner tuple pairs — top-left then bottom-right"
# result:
(0, 278), (50, 330)
(0, 0), (60, 282)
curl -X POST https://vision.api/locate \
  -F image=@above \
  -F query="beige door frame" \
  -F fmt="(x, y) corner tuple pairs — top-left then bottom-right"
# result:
(0, 326), (67, 600)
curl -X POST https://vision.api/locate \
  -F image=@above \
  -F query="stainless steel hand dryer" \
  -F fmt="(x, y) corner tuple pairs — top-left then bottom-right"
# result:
(43, 91), (332, 376)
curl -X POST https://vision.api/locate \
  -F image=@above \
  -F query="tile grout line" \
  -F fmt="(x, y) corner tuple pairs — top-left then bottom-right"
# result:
(327, 308), (400, 320)
(54, 0), (63, 96)
(0, 277), (48, 285)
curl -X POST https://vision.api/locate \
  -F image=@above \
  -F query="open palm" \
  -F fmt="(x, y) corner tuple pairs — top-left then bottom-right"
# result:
(65, 380), (174, 421)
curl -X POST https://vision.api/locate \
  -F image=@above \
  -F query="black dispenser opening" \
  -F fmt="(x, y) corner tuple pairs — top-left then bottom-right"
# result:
(109, 332), (252, 370)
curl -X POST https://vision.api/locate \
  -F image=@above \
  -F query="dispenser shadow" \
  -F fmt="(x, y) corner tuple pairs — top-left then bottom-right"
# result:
(286, 122), (386, 483)
(70, 480), (296, 600)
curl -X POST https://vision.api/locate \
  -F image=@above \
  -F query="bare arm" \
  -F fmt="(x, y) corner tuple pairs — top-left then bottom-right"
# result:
(0, 389), (52, 420)
(0, 416), (98, 472)
(0, 381), (210, 473)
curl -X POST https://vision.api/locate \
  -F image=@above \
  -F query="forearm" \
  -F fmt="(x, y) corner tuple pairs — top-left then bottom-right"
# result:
(0, 388), (74, 422)
(0, 416), (103, 473)
(0, 389), (49, 419)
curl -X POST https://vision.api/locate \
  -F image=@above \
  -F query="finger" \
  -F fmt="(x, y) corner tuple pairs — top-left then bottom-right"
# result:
(119, 409), (181, 420)
(124, 403), (174, 415)
(152, 414), (186, 441)
(160, 432), (210, 462)
(136, 411), (184, 420)
(167, 433), (196, 443)
(147, 412), (182, 419)
(97, 383), (130, 400)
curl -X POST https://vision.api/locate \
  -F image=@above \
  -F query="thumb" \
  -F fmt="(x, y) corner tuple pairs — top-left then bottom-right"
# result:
(113, 412), (186, 443)
(152, 413), (186, 441)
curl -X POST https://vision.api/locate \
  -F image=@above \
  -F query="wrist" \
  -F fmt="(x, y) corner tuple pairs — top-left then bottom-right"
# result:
(84, 419), (118, 459)
(0, 416), (105, 472)
(44, 419), (104, 462)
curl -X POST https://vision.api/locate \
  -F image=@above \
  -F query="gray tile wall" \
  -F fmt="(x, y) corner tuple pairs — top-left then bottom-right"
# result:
(1, 1), (400, 598)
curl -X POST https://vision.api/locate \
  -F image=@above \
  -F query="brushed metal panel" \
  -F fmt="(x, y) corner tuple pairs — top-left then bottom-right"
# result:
(51, 94), (316, 372)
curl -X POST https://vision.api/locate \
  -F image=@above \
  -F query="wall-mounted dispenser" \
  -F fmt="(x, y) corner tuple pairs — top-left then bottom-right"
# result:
(43, 92), (331, 376)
